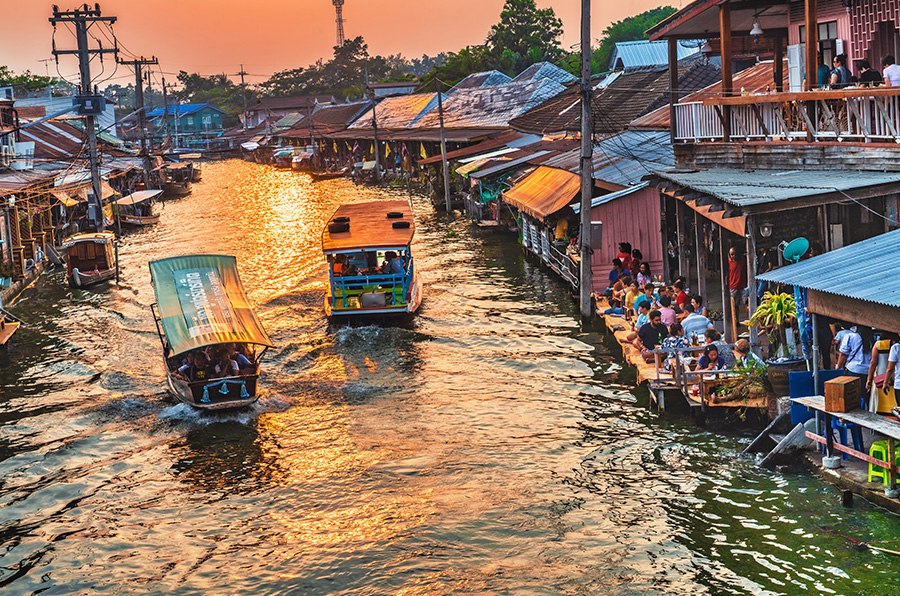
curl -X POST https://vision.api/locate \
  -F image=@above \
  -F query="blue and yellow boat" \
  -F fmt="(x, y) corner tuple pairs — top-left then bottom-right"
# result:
(322, 200), (423, 318)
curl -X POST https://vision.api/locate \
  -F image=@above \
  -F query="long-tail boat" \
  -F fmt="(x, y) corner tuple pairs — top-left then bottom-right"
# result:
(116, 189), (163, 227)
(63, 231), (117, 288)
(149, 254), (274, 410)
(322, 200), (423, 318)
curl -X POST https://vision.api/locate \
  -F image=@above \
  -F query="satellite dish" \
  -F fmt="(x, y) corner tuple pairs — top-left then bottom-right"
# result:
(781, 237), (810, 263)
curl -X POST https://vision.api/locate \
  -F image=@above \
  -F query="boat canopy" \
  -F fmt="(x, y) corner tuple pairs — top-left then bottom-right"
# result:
(115, 189), (163, 206)
(149, 254), (274, 357)
(61, 231), (116, 248)
(322, 200), (415, 253)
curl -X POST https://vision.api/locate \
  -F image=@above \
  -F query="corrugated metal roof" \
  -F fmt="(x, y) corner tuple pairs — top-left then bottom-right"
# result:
(469, 151), (551, 179)
(571, 182), (649, 214)
(451, 70), (512, 92)
(504, 166), (581, 220)
(651, 168), (900, 207)
(348, 93), (437, 130)
(609, 40), (699, 71)
(513, 62), (577, 84)
(757, 228), (900, 309)
(415, 78), (565, 130)
(540, 130), (673, 188)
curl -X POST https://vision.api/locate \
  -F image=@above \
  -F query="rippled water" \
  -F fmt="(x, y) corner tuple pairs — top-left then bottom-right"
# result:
(2, 160), (899, 594)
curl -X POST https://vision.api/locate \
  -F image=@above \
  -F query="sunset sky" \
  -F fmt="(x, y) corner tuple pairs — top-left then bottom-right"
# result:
(2, 1), (684, 86)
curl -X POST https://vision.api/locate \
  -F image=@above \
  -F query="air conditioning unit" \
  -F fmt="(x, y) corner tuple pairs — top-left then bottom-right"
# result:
(0, 87), (13, 101)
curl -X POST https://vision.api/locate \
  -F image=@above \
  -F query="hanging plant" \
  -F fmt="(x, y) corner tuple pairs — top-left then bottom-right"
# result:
(746, 291), (797, 359)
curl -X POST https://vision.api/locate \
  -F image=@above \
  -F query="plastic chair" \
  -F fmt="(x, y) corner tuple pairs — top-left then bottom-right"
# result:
(831, 418), (864, 460)
(868, 440), (900, 485)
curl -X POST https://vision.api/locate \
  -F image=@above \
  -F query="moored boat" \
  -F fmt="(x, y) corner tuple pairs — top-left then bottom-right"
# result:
(149, 254), (274, 410)
(309, 167), (350, 181)
(63, 231), (117, 288)
(273, 148), (294, 169)
(322, 200), (423, 318)
(115, 189), (163, 227)
(162, 163), (193, 197)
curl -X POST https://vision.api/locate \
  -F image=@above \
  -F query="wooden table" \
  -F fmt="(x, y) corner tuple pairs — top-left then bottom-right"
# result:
(793, 395), (900, 491)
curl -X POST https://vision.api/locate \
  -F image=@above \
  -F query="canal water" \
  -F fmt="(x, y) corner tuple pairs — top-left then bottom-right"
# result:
(2, 160), (899, 594)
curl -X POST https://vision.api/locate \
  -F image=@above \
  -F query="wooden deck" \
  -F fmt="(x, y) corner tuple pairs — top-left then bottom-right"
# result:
(595, 296), (766, 411)
(0, 322), (20, 346)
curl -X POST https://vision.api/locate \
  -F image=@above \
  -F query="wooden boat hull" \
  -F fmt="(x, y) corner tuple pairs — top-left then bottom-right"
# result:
(325, 272), (422, 318)
(68, 267), (116, 288)
(164, 182), (192, 197)
(121, 213), (160, 226)
(165, 369), (261, 410)
(309, 169), (349, 181)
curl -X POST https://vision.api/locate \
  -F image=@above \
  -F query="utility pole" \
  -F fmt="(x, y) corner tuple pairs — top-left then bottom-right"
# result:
(578, 0), (594, 319)
(365, 69), (381, 183)
(50, 4), (118, 232)
(237, 64), (249, 130)
(161, 76), (171, 146)
(118, 55), (158, 189)
(435, 79), (451, 212)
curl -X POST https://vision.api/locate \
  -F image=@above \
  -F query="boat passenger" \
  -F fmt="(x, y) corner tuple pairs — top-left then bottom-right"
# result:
(227, 343), (254, 370)
(698, 345), (726, 371)
(332, 254), (346, 276)
(176, 351), (210, 382)
(211, 346), (240, 378)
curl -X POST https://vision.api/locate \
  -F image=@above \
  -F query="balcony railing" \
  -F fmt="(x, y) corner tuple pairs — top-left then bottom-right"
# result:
(674, 87), (900, 144)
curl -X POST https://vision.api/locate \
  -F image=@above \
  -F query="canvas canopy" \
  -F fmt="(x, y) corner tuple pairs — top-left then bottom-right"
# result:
(115, 189), (163, 206)
(149, 254), (273, 357)
(503, 166), (581, 221)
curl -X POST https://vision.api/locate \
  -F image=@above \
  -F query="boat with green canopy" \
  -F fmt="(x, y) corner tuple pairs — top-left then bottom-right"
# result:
(149, 254), (274, 410)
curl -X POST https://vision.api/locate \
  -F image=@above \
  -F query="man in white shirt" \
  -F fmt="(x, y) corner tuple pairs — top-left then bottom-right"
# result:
(883, 55), (900, 87)
(837, 327), (871, 380)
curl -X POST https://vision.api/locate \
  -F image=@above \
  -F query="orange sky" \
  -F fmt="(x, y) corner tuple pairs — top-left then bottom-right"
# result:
(2, 1), (686, 85)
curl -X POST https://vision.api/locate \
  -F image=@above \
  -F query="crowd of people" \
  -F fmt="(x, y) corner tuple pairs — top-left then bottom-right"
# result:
(330, 251), (406, 277)
(599, 243), (766, 375)
(815, 53), (900, 89)
(173, 343), (256, 383)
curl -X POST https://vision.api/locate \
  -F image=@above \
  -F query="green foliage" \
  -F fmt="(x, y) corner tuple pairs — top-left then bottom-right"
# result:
(420, 45), (494, 88)
(0, 66), (54, 92)
(748, 292), (796, 330)
(260, 37), (444, 99)
(595, 6), (677, 70)
(486, 0), (564, 74)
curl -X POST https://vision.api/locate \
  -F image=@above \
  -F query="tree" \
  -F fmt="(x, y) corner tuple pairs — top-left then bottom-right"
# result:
(0, 66), (55, 93)
(486, 0), (564, 74)
(420, 45), (493, 88)
(595, 6), (677, 71)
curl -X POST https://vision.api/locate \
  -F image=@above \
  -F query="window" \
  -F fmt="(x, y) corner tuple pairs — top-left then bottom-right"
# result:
(186, 116), (194, 127)
(799, 21), (841, 66)
(202, 115), (212, 128)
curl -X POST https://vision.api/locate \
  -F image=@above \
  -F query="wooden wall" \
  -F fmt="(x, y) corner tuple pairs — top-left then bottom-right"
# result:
(589, 186), (664, 290)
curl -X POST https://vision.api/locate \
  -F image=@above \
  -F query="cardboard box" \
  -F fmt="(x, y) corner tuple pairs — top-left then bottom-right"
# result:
(825, 376), (861, 412)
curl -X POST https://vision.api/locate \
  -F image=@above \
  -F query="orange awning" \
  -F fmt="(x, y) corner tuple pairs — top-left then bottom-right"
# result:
(503, 166), (581, 221)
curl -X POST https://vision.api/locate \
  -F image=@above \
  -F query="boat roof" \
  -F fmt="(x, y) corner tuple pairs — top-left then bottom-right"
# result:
(115, 189), (163, 206)
(149, 254), (274, 357)
(322, 200), (415, 253)
(62, 231), (115, 246)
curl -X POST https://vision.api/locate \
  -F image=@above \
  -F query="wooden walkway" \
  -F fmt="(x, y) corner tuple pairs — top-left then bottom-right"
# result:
(595, 296), (766, 412)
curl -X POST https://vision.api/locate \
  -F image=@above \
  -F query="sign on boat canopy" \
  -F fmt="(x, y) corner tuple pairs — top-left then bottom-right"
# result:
(149, 254), (273, 357)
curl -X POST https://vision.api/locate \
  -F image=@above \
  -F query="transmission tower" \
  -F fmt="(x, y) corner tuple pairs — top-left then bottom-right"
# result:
(333, 0), (345, 46)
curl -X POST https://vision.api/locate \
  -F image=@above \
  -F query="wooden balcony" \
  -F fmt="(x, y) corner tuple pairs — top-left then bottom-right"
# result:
(674, 87), (900, 145)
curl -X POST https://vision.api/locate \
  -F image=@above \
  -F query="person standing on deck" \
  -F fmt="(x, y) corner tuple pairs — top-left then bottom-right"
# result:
(881, 340), (900, 407)
(837, 327), (871, 407)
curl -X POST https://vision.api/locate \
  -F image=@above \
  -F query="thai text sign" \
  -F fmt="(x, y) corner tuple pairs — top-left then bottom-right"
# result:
(174, 267), (236, 338)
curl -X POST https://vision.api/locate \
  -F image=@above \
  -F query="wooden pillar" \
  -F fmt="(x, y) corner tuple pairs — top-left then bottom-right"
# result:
(719, 3), (733, 140)
(805, 0), (818, 92)
(774, 35), (784, 92)
(668, 38), (679, 145)
(746, 215), (759, 353)
(694, 209), (707, 299)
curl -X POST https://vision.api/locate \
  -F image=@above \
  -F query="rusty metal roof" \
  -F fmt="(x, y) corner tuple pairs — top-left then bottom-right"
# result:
(348, 93), (438, 131)
(503, 166), (581, 220)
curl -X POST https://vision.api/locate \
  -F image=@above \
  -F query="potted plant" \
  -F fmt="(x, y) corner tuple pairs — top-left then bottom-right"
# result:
(746, 291), (804, 397)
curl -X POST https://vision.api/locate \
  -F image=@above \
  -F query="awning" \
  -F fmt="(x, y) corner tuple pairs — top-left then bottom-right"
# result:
(469, 151), (551, 180)
(149, 254), (274, 357)
(361, 160), (378, 171)
(51, 189), (79, 207)
(456, 158), (494, 177)
(503, 166), (582, 221)
(115, 189), (163, 206)
(241, 142), (260, 151)
(78, 180), (117, 202)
